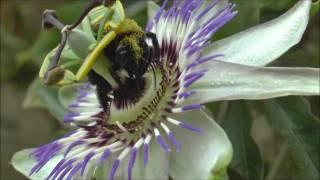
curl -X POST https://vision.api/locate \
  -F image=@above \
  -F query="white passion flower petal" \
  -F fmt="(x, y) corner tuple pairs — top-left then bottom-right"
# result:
(169, 110), (232, 179)
(11, 142), (168, 180)
(140, 139), (170, 179)
(87, 139), (170, 180)
(184, 60), (320, 104)
(96, 140), (170, 180)
(12, 149), (63, 180)
(204, 0), (311, 66)
(58, 83), (95, 109)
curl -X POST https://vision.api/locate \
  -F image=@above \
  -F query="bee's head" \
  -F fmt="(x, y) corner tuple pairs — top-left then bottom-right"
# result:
(112, 32), (159, 81)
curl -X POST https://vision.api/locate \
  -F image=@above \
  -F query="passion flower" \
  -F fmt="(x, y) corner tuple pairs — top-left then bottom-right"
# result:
(12, 0), (319, 180)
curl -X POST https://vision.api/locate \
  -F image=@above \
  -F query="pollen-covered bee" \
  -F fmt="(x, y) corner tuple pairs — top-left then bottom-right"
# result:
(103, 24), (159, 84)
(89, 17), (160, 110)
(39, 0), (160, 109)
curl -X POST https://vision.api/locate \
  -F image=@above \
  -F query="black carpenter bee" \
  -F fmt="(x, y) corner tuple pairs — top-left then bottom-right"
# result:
(89, 24), (160, 110)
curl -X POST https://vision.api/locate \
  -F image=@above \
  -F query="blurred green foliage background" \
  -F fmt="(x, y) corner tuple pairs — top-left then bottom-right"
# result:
(0, 0), (319, 179)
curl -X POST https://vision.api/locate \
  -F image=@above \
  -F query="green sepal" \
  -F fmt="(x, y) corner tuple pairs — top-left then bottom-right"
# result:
(39, 45), (81, 86)
(88, 0), (124, 29)
(88, 6), (110, 27)
(108, 0), (125, 28)
(67, 29), (96, 59)
(56, 69), (77, 85)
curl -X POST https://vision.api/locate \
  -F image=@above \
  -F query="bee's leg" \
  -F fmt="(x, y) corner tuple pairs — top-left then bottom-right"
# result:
(109, 66), (125, 86)
(88, 70), (113, 113)
(145, 32), (160, 60)
(145, 32), (160, 89)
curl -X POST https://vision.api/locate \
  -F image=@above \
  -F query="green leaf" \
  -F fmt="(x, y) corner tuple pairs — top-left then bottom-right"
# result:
(310, 0), (320, 17)
(263, 0), (297, 11)
(265, 96), (320, 179)
(23, 78), (67, 121)
(220, 101), (264, 180)
(209, 168), (228, 180)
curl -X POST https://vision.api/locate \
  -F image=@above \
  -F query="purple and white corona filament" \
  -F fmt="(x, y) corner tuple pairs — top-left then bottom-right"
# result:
(30, 0), (236, 179)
